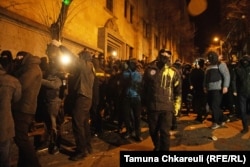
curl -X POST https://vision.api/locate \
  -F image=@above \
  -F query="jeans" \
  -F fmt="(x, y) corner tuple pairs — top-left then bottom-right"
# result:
(72, 95), (92, 154)
(122, 96), (142, 137)
(0, 139), (11, 167)
(147, 111), (173, 151)
(47, 100), (62, 131)
(13, 112), (41, 167)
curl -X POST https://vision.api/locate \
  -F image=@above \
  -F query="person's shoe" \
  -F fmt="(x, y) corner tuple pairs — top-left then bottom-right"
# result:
(48, 143), (59, 155)
(153, 147), (160, 151)
(134, 136), (143, 142)
(69, 152), (87, 161)
(220, 121), (227, 126)
(241, 128), (249, 134)
(228, 114), (235, 118)
(194, 117), (203, 123)
(225, 118), (230, 122)
(210, 123), (220, 130)
(49, 146), (59, 155)
(87, 146), (93, 154)
(220, 118), (230, 126)
(123, 132), (131, 139)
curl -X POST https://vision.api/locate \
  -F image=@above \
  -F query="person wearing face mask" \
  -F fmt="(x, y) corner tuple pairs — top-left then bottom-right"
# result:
(233, 54), (250, 134)
(142, 49), (182, 151)
(204, 51), (230, 130)
(120, 58), (143, 142)
(12, 51), (42, 167)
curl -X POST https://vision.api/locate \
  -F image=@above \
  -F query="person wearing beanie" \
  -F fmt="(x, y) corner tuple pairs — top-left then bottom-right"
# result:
(233, 54), (250, 133)
(12, 51), (42, 167)
(142, 48), (182, 151)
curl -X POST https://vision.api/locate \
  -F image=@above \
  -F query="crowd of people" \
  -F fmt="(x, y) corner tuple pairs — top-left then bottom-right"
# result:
(1, 45), (250, 166)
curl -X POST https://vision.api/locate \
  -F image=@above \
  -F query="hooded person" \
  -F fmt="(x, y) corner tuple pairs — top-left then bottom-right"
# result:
(142, 48), (182, 151)
(120, 57), (143, 141)
(233, 54), (250, 133)
(0, 50), (14, 74)
(12, 51), (42, 167)
(156, 49), (172, 69)
(204, 50), (230, 130)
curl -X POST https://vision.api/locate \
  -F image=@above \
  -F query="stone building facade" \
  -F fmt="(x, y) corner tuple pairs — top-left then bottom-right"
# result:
(0, 0), (191, 63)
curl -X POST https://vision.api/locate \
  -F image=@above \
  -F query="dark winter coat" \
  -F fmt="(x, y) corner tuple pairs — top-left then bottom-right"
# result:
(234, 55), (250, 96)
(142, 61), (182, 114)
(12, 54), (42, 115)
(73, 52), (95, 99)
(189, 67), (205, 94)
(0, 65), (21, 142)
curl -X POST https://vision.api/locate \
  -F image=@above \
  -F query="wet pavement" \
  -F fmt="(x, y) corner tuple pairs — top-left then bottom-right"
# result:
(11, 110), (250, 167)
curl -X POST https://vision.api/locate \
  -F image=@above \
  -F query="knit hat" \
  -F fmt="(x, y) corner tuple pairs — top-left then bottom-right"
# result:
(158, 49), (172, 58)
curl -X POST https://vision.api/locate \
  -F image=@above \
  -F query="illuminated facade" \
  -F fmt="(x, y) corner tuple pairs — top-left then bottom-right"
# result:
(0, 0), (192, 62)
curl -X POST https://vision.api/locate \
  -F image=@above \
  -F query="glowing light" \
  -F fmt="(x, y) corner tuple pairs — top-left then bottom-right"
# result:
(62, 0), (71, 6)
(188, 0), (207, 16)
(213, 37), (219, 42)
(60, 54), (71, 65)
(112, 51), (117, 57)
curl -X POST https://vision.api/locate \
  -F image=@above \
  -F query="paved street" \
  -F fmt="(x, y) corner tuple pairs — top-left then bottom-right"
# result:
(11, 111), (250, 167)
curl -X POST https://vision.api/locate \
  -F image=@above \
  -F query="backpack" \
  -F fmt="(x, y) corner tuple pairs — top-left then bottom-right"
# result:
(205, 63), (222, 83)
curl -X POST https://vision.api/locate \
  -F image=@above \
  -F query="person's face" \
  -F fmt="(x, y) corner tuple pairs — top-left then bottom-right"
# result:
(16, 55), (24, 60)
(242, 60), (249, 67)
(158, 54), (169, 64)
(129, 61), (137, 71)
(14, 55), (24, 69)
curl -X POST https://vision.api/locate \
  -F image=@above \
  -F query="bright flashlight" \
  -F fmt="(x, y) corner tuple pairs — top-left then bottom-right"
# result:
(112, 51), (117, 57)
(60, 54), (71, 65)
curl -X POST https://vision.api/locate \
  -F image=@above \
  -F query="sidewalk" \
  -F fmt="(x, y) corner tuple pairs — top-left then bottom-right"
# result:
(11, 112), (250, 167)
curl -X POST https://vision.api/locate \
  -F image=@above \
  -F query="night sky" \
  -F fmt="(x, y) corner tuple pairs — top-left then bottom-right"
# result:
(188, 0), (221, 54)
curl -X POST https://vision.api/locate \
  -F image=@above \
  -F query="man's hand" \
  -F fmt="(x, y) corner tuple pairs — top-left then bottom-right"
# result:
(222, 87), (228, 94)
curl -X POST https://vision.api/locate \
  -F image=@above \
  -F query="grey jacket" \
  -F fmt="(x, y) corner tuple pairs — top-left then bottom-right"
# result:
(204, 62), (230, 91)
(42, 74), (62, 102)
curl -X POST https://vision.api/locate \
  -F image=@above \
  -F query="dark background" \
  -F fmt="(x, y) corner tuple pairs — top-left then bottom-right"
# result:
(188, 0), (221, 54)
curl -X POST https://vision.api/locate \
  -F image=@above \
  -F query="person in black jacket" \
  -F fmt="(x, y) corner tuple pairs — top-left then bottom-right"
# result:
(224, 55), (239, 118)
(189, 59), (207, 122)
(142, 49), (182, 151)
(12, 51), (42, 167)
(89, 55), (106, 136)
(233, 55), (250, 133)
(0, 50), (14, 74)
(68, 50), (95, 161)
